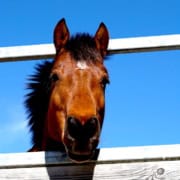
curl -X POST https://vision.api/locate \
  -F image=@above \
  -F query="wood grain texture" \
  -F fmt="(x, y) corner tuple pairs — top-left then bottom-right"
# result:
(1, 145), (180, 179)
(1, 160), (180, 179)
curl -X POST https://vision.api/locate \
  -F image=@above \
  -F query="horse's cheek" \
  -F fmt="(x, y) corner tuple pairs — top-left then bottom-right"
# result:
(94, 89), (105, 124)
(51, 87), (67, 110)
(47, 108), (66, 142)
(47, 90), (67, 142)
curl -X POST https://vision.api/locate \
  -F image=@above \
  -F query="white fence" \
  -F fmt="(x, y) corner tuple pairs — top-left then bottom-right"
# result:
(1, 145), (180, 179)
(0, 34), (180, 62)
(0, 34), (180, 179)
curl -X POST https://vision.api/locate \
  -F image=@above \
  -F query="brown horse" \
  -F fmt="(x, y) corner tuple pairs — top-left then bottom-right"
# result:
(25, 18), (110, 162)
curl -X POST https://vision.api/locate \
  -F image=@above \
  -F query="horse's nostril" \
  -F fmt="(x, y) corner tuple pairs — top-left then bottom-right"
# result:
(67, 116), (81, 139)
(84, 117), (98, 139)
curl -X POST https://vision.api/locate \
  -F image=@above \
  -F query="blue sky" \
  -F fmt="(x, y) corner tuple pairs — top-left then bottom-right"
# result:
(0, 0), (180, 153)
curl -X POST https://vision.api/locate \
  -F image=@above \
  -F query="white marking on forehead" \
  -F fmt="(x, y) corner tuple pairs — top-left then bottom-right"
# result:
(76, 61), (88, 70)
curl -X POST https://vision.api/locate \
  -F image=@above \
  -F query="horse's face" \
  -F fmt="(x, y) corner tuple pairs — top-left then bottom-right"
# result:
(47, 19), (109, 162)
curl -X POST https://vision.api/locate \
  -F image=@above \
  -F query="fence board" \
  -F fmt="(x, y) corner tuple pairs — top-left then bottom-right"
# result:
(1, 145), (180, 179)
(0, 34), (180, 62)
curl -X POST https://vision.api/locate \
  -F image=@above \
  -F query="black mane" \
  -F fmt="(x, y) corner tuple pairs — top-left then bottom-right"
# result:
(25, 33), (103, 148)
(25, 61), (53, 147)
(65, 33), (102, 61)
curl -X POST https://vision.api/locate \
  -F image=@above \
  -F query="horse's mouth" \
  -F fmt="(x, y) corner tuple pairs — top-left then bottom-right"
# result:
(67, 150), (95, 163)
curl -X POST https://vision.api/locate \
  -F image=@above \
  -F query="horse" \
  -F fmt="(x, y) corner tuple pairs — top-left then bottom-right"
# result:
(25, 18), (110, 162)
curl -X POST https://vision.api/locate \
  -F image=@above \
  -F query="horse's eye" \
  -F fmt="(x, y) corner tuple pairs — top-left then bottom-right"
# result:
(100, 77), (110, 89)
(50, 73), (59, 82)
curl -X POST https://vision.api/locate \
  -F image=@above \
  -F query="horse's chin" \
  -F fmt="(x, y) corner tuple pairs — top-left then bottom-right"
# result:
(67, 150), (95, 163)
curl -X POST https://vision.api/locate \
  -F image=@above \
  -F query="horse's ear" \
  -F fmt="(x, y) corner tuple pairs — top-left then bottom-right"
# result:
(54, 18), (70, 53)
(94, 23), (109, 57)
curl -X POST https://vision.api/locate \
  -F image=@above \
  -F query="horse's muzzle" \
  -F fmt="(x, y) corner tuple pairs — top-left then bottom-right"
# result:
(64, 116), (100, 162)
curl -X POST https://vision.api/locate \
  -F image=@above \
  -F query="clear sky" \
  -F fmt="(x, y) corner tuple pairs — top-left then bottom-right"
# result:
(0, 0), (180, 153)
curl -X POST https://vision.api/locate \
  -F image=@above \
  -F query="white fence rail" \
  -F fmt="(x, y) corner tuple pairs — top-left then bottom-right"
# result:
(0, 34), (180, 62)
(1, 145), (180, 179)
